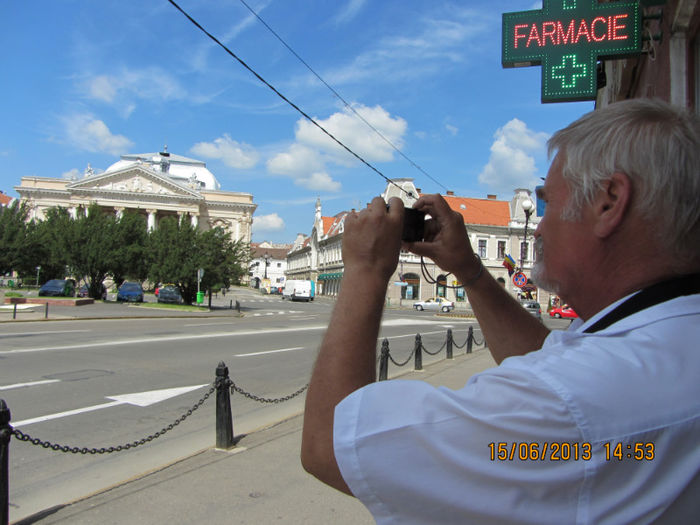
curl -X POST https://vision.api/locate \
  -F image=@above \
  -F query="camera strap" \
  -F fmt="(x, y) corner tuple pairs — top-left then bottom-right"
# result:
(583, 272), (700, 334)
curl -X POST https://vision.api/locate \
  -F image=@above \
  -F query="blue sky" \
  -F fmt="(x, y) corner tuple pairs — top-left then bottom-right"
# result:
(0, 0), (593, 243)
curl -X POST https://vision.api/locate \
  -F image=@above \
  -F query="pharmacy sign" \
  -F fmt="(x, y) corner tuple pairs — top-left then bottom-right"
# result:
(502, 0), (642, 102)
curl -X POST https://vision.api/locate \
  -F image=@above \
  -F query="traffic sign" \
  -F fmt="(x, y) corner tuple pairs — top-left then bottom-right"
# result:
(513, 272), (528, 288)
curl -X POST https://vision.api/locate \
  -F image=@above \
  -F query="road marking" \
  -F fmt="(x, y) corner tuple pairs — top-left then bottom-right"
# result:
(0, 318), (473, 355)
(0, 304), (40, 310)
(234, 347), (305, 357)
(0, 329), (92, 337)
(12, 384), (209, 427)
(0, 379), (61, 391)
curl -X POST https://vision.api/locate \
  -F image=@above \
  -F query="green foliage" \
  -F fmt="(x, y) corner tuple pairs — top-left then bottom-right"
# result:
(2, 201), (251, 303)
(110, 211), (148, 288)
(0, 200), (30, 275)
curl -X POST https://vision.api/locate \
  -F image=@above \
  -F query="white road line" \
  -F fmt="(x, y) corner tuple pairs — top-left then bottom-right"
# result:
(0, 325), (328, 355)
(0, 329), (92, 337)
(0, 379), (61, 391)
(234, 347), (305, 357)
(13, 401), (124, 427)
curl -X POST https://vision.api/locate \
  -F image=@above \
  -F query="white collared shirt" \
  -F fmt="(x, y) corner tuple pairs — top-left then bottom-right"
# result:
(334, 295), (700, 524)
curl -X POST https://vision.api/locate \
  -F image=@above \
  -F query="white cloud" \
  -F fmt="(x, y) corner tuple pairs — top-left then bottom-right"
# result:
(190, 134), (259, 169)
(83, 67), (187, 116)
(334, 0), (367, 24)
(253, 213), (285, 233)
(445, 124), (459, 136)
(478, 119), (549, 193)
(61, 114), (133, 155)
(325, 8), (489, 86)
(295, 104), (406, 165)
(267, 144), (324, 176)
(61, 168), (81, 180)
(295, 172), (342, 192)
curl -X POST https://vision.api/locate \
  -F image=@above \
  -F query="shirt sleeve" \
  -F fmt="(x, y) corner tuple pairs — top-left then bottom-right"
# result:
(333, 367), (588, 524)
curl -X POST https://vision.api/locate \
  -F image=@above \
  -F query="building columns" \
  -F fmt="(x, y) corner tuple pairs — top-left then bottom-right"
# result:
(147, 209), (157, 231)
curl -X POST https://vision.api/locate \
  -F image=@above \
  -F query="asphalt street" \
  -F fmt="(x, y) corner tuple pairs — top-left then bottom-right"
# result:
(0, 287), (526, 523)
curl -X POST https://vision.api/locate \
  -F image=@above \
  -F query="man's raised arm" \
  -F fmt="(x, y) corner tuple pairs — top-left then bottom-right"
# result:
(409, 194), (549, 364)
(301, 197), (404, 494)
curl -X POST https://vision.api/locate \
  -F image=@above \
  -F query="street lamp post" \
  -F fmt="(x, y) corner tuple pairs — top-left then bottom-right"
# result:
(263, 253), (269, 279)
(520, 199), (533, 271)
(35, 266), (41, 287)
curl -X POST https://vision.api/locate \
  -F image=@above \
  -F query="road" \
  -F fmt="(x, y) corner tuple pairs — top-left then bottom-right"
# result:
(1, 288), (508, 523)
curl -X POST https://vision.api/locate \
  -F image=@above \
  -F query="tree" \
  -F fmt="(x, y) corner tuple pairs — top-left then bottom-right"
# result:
(0, 200), (30, 277)
(70, 203), (118, 299)
(110, 211), (148, 288)
(147, 216), (200, 303)
(147, 217), (249, 304)
(28, 206), (74, 282)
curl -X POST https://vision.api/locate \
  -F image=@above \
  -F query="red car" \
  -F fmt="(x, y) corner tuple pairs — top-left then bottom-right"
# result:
(549, 305), (578, 319)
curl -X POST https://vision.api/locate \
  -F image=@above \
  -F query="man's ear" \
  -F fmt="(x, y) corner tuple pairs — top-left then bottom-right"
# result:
(593, 172), (632, 238)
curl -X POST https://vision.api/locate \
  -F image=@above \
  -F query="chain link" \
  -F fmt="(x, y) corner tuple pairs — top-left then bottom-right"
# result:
(11, 384), (216, 454)
(230, 381), (308, 404)
(421, 339), (446, 356)
(389, 348), (415, 367)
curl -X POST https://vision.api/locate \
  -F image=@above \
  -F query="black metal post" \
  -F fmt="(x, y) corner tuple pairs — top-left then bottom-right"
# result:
(12, 305), (16, 320)
(1, 400), (11, 525)
(414, 334), (423, 371)
(44, 302), (49, 319)
(446, 329), (453, 359)
(215, 362), (235, 450)
(466, 326), (474, 354)
(378, 339), (389, 381)
(229, 299), (233, 310)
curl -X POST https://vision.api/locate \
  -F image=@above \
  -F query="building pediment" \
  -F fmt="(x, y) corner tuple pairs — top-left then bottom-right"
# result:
(67, 165), (202, 200)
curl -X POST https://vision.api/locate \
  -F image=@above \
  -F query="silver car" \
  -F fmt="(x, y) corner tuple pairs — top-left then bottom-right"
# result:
(521, 300), (542, 320)
(413, 297), (455, 313)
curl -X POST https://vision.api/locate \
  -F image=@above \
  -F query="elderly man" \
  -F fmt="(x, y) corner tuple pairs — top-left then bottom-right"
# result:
(301, 99), (700, 523)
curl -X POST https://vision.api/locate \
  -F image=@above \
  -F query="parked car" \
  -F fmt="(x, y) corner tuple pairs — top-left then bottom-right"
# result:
(549, 305), (578, 319)
(157, 284), (183, 304)
(39, 279), (76, 297)
(521, 300), (542, 320)
(413, 297), (455, 313)
(117, 281), (144, 302)
(77, 283), (108, 300)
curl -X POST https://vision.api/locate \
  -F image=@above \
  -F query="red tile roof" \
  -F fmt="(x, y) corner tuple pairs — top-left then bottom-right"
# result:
(0, 192), (12, 206)
(443, 195), (510, 226)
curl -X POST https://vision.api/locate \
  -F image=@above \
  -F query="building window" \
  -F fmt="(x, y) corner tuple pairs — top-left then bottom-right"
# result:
(478, 239), (487, 259)
(497, 240), (506, 259)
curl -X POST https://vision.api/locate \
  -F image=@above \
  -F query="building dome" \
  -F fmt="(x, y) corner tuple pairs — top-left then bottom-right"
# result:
(105, 147), (221, 190)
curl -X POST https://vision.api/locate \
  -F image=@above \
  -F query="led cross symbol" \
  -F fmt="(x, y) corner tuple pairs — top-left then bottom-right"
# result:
(502, 0), (641, 102)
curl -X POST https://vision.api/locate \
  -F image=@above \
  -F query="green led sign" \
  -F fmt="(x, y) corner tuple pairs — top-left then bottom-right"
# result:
(502, 0), (642, 102)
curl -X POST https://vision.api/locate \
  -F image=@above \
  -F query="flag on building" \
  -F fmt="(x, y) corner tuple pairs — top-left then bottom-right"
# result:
(502, 254), (516, 276)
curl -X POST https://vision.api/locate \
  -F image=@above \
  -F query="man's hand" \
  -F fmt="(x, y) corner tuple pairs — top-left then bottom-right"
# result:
(343, 196), (404, 282)
(407, 194), (477, 276)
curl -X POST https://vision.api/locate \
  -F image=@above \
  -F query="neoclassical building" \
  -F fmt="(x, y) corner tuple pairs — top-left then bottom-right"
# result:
(287, 179), (549, 308)
(15, 148), (257, 243)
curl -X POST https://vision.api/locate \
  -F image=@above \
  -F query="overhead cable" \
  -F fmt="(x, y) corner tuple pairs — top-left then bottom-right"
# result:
(237, 0), (447, 192)
(166, 0), (415, 199)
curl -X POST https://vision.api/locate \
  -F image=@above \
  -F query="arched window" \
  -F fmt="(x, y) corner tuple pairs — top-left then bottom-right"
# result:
(436, 275), (447, 298)
(401, 273), (420, 300)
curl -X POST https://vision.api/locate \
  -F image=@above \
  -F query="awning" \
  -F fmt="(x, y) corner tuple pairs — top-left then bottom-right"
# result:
(318, 272), (343, 280)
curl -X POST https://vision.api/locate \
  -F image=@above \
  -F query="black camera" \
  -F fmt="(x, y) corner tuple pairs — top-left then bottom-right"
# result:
(402, 207), (425, 242)
(385, 204), (425, 242)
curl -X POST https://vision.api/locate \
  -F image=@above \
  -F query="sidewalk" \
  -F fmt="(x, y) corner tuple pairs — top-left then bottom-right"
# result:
(15, 349), (497, 525)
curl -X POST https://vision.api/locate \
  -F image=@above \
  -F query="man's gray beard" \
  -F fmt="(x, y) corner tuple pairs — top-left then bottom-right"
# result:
(531, 238), (560, 294)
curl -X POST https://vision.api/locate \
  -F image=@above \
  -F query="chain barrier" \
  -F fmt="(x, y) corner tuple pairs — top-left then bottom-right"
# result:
(230, 381), (308, 404)
(471, 333), (485, 346)
(420, 339), (446, 356)
(11, 384), (216, 454)
(453, 335), (469, 349)
(389, 348), (415, 367)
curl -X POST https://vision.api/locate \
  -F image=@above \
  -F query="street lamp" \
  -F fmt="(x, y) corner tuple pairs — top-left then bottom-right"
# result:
(263, 253), (270, 279)
(520, 198), (534, 270)
(36, 266), (41, 287)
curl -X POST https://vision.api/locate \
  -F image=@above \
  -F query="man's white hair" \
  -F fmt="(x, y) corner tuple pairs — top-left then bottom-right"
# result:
(548, 98), (700, 262)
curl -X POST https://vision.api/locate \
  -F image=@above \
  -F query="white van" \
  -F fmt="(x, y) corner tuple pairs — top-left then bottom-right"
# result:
(282, 280), (315, 301)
